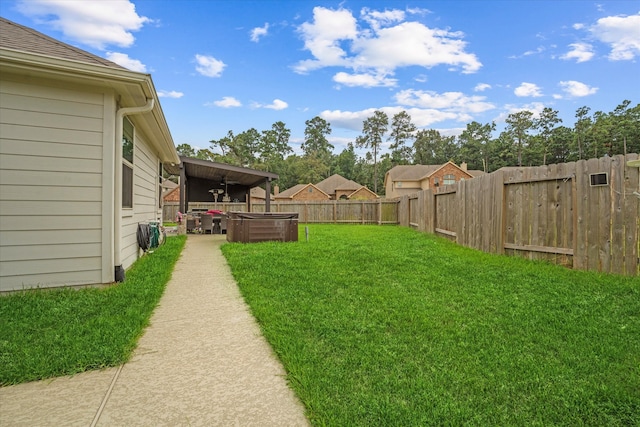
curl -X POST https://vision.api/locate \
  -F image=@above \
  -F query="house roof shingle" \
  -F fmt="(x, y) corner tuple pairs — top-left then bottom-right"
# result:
(275, 184), (307, 199)
(0, 17), (128, 70)
(316, 174), (361, 194)
(386, 165), (441, 181)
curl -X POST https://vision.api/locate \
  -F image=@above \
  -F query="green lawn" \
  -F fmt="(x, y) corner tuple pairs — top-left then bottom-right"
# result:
(0, 235), (186, 386)
(221, 225), (640, 426)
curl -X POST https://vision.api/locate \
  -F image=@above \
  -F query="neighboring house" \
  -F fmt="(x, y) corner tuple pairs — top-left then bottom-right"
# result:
(275, 174), (378, 202)
(162, 179), (178, 195)
(249, 186), (274, 204)
(274, 183), (331, 201)
(315, 174), (379, 200)
(384, 161), (484, 199)
(163, 186), (181, 203)
(0, 18), (180, 291)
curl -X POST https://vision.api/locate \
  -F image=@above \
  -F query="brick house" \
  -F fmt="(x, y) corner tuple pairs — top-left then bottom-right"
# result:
(384, 161), (484, 199)
(275, 174), (378, 202)
(316, 174), (379, 200)
(274, 183), (331, 201)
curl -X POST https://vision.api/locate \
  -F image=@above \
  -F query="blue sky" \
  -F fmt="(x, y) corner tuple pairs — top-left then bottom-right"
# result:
(2, 0), (638, 156)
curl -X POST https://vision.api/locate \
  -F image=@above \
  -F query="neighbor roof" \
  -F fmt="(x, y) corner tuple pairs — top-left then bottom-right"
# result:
(275, 184), (307, 199)
(386, 165), (441, 182)
(316, 174), (362, 195)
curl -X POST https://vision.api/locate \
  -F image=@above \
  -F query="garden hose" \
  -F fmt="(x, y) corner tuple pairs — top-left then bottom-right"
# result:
(137, 223), (151, 252)
(149, 222), (160, 248)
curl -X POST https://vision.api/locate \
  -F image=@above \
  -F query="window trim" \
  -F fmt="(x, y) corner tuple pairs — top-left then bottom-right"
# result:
(443, 174), (455, 186)
(122, 117), (134, 209)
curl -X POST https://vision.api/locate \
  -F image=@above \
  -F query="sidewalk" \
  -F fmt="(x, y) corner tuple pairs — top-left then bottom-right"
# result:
(0, 234), (309, 426)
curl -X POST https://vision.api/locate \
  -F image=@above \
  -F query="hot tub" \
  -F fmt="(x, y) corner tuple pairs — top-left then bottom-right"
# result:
(226, 212), (298, 243)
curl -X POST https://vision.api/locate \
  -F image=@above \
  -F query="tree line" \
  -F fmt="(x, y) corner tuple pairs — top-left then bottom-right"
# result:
(175, 100), (639, 196)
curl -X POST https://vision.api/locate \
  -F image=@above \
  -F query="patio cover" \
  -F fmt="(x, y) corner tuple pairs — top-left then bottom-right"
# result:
(164, 157), (278, 213)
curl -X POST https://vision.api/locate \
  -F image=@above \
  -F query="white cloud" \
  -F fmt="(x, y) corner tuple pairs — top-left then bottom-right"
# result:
(16, 0), (149, 50)
(252, 99), (289, 110)
(495, 102), (546, 123)
(294, 7), (358, 73)
(394, 89), (495, 114)
(351, 21), (481, 73)
(106, 52), (146, 72)
(524, 46), (545, 56)
(333, 71), (397, 87)
(320, 106), (461, 133)
(361, 7), (405, 30)
(250, 23), (269, 42)
(406, 7), (432, 16)
(590, 13), (640, 60)
(158, 90), (184, 99)
(514, 82), (543, 97)
(558, 80), (598, 97)
(211, 97), (242, 108)
(195, 54), (226, 77)
(474, 83), (491, 92)
(294, 6), (481, 78)
(265, 99), (288, 110)
(560, 42), (595, 62)
(320, 89), (495, 132)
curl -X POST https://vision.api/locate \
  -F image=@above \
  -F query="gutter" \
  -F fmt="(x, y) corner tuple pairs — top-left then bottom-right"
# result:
(114, 98), (155, 282)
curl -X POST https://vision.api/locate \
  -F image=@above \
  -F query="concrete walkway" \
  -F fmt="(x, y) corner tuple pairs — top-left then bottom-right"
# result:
(0, 234), (309, 426)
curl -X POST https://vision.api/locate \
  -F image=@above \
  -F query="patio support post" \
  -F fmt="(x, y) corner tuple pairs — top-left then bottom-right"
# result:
(265, 178), (272, 212)
(179, 162), (186, 214)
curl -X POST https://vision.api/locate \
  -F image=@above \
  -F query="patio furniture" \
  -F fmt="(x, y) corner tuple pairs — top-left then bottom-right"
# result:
(219, 215), (227, 234)
(186, 218), (197, 233)
(200, 213), (213, 234)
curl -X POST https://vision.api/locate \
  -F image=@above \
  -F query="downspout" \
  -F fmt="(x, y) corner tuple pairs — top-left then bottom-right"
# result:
(114, 98), (155, 282)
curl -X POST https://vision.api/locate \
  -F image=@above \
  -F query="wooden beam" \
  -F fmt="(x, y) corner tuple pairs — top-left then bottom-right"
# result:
(503, 242), (574, 255)
(435, 228), (457, 237)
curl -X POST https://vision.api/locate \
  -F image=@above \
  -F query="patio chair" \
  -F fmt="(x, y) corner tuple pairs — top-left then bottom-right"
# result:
(186, 218), (196, 233)
(200, 213), (213, 234)
(219, 215), (227, 234)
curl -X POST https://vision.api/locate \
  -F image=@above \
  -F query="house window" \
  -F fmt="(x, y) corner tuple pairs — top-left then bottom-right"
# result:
(308, 188), (313, 193)
(122, 117), (134, 208)
(443, 174), (455, 185)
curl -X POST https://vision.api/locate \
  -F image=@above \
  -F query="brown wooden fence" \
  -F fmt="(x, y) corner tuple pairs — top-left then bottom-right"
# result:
(164, 154), (638, 276)
(397, 154), (639, 276)
(163, 200), (399, 224)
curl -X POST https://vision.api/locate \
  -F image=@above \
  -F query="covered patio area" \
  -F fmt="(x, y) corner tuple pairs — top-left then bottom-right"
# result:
(164, 157), (278, 214)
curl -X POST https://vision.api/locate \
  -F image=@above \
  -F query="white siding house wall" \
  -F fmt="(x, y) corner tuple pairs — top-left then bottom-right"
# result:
(0, 78), (109, 291)
(120, 130), (162, 270)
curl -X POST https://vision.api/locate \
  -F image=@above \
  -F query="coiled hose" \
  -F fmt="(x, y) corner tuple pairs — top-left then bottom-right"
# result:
(137, 223), (151, 252)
